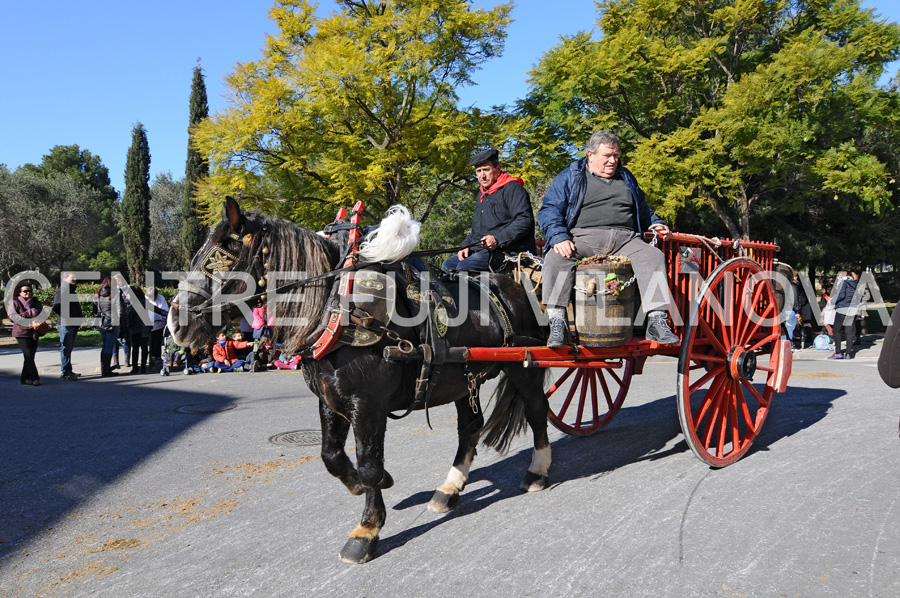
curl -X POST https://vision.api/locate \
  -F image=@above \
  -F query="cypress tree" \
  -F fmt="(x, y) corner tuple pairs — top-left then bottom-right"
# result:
(181, 63), (210, 268)
(122, 122), (152, 282)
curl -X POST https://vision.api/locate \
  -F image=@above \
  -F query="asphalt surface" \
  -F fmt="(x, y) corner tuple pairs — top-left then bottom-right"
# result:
(1, 335), (898, 598)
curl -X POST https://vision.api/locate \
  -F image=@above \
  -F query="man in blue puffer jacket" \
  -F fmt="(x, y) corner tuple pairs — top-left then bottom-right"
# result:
(538, 130), (678, 347)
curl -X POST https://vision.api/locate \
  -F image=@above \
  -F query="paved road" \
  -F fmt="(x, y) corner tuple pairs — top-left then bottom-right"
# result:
(1, 336), (898, 598)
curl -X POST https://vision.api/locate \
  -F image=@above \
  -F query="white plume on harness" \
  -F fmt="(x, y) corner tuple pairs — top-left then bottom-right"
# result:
(358, 205), (421, 263)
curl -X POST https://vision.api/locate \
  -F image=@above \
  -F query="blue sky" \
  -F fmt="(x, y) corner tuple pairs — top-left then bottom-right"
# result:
(1, 1), (897, 194)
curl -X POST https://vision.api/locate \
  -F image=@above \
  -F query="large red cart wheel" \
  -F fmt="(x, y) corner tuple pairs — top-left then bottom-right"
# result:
(677, 257), (783, 467)
(545, 359), (634, 436)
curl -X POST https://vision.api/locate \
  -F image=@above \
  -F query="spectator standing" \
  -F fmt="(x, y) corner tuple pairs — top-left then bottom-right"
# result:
(94, 277), (124, 377)
(123, 285), (152, 373)
(53, 272), (83, 381)
(250, 300), (272, 339)
(829, 270), (859, 360)
(10, 281), (44, 386)
(146, 287), (169, 369)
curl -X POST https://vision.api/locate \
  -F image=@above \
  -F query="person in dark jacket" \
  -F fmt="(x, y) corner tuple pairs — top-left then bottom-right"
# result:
(537, 130), (678, 347)
(124, 285), (152, 374)
(441, 148), (536, 272)
(94, 277), (124, 377)
(828, 270), (860, 360)
(9, 281), (45, 386)
(794, 274), (813, 349)
(52, 272), (84, 381)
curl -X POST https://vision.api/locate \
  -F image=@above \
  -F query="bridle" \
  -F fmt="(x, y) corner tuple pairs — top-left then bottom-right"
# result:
(172, 228), (273, 317)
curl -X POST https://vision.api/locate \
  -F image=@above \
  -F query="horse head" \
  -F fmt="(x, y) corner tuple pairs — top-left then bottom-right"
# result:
(168, 198), (273, 348)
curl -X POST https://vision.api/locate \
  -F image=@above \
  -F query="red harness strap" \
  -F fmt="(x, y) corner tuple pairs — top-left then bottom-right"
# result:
(311, 201), (365, 360)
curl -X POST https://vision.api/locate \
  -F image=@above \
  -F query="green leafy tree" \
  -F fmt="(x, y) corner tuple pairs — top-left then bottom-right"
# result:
(0, 166), (105, 274)
(524, 0), (900, 268)
(151, 172), (187, 272)
(182, 63), (210, 267)
(122, 123), (152, 281)
(192, 0), (518, 228)
(18, 144), (124, 268)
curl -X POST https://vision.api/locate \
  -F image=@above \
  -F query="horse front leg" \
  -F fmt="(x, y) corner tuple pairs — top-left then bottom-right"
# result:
(428, 395), (484, 513)
(319, 401), (365, 495)
(339, 408), (393, 564)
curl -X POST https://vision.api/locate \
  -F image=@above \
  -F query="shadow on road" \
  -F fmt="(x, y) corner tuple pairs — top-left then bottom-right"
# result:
(380, 382), (843, 557)
(0, 375), (236, 563)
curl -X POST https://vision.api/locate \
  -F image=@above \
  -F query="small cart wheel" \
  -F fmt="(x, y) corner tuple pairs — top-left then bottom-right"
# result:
(546, 359), (634, 436)
(677, 257), (782, 467)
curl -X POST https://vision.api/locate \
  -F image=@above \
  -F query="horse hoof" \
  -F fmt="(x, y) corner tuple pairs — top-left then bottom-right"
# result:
(427, 490), (459, 513)
(339, 537), (378, 564)
(520, 471), (550, 492)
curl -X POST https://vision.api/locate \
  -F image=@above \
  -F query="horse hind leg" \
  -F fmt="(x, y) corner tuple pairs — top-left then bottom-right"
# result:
(428, 395), (484, 513)
(513, 368), (552, 492)
(482, 369), (552, 492)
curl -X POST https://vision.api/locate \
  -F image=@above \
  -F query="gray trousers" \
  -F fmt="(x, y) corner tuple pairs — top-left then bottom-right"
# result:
(542, 228), (673, 313)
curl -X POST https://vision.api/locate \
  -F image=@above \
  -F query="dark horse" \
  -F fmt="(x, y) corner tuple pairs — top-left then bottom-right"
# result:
(168, 198), (551, 563)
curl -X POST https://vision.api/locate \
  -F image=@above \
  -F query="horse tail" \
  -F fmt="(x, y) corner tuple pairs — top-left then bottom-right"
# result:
(359, 205), (421, 263)
(481, 373), (529, 454)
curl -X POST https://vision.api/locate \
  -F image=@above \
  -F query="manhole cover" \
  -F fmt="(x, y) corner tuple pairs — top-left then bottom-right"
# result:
(174, 403), (237, 414)
(269, 430), (322, 447)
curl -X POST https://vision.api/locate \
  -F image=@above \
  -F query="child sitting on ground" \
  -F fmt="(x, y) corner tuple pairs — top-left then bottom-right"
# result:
(251, 335), (279, 372)
(273, 349), (301, 370)
(212, 329), (254, 372)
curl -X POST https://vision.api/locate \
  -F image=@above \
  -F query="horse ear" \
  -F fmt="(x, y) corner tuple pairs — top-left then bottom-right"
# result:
(223, 196), (242, 229)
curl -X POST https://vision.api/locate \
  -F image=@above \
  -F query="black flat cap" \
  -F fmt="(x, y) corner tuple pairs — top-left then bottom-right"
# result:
(468, 148), (499, 166)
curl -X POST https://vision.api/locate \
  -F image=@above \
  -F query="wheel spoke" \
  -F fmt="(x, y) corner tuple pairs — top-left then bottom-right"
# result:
(715, 382), (732, 458)
(597, 369), (614, 411)
(733, 274), (762, 347)
(588, 371), (599, 428)
(698, 316), (729, 357)
(689, 364), (725, 394)
(729, 379), (741, 453)
(545, 367), (576, 397)
(736, 379), (756, 431)
(574, 371), (590, 429)
(747, 330), (780, 353)
(740, 376), (769, 409)
(556, 369), (584, 421)
(703, 282), (733, 349)
(739, 301), (777, 349)
(691, 353), (727, 364)
(697, 372), (728, 443)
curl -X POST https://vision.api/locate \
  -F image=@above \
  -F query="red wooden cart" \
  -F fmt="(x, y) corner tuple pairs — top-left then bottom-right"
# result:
(464, 232), (793, 468)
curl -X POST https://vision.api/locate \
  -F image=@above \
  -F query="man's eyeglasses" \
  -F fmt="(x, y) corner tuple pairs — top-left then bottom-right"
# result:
(20, 289), (32, 294)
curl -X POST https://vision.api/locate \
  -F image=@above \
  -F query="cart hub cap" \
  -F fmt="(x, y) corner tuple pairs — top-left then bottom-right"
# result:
(727, 346), (756, 381)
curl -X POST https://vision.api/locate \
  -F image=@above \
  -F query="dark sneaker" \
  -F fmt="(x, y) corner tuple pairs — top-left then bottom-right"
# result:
(827, 352), (843, 360)
(547, 317), (567, 348)
(646, 312), (679, 345)
(843, 353), (853, 360)
(61, 373), (79, 381)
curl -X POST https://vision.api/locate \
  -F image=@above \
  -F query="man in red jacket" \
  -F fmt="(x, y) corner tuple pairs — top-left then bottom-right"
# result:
(442, 148), (536, 272)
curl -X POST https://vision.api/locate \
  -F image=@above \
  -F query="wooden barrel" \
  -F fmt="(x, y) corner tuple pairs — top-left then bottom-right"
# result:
(574, 259), (636, 347)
